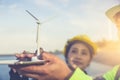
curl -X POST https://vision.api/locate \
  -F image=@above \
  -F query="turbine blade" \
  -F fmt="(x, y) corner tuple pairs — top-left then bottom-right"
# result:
(26, 10), (39, 21)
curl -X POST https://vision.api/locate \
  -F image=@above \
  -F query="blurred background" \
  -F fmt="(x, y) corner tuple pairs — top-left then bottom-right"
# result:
(0, 0), (120, 80)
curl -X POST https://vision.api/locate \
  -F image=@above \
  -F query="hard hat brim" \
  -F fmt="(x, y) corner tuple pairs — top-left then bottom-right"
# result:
(105, 4), (120, 23)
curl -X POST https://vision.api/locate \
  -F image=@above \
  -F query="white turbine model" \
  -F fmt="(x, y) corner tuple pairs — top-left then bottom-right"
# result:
(26, 10), (41, 61)
(0, 10), (47, 65)
(0, 10), (56, 65)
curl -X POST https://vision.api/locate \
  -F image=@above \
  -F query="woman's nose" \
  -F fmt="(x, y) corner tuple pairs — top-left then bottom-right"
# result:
(74, 56), (82, 60)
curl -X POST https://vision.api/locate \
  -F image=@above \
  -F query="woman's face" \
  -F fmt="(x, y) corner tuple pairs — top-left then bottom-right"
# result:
(67, 42), (92, 70)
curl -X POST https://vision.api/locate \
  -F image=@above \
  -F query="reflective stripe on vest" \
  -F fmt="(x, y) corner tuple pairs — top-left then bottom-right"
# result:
(115, 66), (120, 80)
(94, 76), (105, 80)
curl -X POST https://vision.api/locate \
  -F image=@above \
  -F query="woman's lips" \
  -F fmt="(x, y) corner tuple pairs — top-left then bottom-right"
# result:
(72, 60), (83, 65)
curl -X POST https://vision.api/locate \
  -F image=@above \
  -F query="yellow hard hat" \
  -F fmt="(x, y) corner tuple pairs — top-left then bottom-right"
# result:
(63, 35), (97, 55)
(106, 4), (120, 23)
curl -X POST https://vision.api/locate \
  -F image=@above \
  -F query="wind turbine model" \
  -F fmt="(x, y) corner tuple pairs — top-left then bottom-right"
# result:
(26, 10), (41, 61)
(0, 10), (47, 65)
(0, 10), (57, 65)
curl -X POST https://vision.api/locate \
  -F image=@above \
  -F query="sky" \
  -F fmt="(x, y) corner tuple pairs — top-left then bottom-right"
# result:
(0, 0), (119, 54)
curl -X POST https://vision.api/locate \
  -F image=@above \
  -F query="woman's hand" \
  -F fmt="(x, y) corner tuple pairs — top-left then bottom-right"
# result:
(9, 51), (72, 80)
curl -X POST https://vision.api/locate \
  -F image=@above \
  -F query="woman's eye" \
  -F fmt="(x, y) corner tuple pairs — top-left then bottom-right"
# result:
(81, 51), (87, 55)
(71, 50), (77, 53)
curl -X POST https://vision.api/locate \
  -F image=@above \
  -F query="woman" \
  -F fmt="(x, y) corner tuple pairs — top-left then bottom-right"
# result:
(63, 35), (97, 73)
(9, 43), (120, 80)
(9, 34), (97, 80)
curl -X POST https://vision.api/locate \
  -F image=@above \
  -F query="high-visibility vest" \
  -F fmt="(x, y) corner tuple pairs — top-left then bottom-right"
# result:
(69, 65), (120, 80)
(69, 68), (92, 80)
